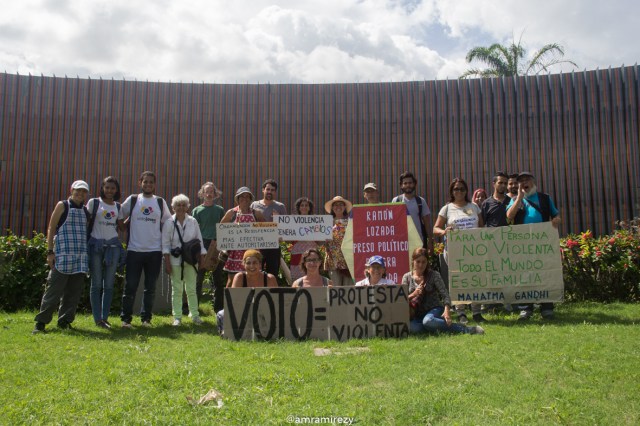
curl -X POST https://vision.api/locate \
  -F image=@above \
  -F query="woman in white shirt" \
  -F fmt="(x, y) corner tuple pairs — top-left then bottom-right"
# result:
(87, 176), (125, 329)
(162, 194), (207, 326)
(355, 255), (396, 286)
(433, 178), (486, 324)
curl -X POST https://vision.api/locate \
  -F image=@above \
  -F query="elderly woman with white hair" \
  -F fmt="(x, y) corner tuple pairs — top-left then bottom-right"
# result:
(162, 194), (207, 326)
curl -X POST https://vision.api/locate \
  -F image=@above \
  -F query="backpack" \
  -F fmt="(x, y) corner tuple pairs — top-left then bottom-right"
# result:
(514, 192), (551, 225)
(393, 194), (428, 248)
(87, 198), (121, 239)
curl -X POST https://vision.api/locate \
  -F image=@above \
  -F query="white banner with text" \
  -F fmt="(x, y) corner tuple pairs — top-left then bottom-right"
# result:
(216, 222), (279, 250)
(447, 222), (564, 304)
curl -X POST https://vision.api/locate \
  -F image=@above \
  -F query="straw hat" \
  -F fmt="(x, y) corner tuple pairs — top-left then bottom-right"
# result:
(324, 196), (353, 214)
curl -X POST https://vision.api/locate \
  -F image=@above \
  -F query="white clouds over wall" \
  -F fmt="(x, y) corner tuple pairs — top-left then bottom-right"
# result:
(0, 0), (637, 82)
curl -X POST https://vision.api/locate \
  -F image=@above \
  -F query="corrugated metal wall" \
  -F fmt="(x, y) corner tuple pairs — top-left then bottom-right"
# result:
(1, 67), (638, 237)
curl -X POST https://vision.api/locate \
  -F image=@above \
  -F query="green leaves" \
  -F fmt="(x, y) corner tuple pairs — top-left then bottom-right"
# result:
(461, 35), (577, 79)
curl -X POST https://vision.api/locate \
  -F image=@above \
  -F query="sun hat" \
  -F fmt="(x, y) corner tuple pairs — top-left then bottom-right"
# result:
(324, 196), (353, 214)
(234, 187), (254, 203)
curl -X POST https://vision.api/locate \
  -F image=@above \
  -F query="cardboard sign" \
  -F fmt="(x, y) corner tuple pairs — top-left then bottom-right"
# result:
(447, 222), (564, 304)
(223, 286), (410, 341)
(274, 215), (333, 241)
(216, 222), (279, 250)
(342, 203), (422, 283)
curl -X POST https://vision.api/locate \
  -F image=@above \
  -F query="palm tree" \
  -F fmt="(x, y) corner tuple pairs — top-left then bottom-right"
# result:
(460, 36), (577, 79)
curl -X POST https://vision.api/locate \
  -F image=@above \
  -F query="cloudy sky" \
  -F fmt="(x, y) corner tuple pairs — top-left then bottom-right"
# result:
(1, 0), (638, 83)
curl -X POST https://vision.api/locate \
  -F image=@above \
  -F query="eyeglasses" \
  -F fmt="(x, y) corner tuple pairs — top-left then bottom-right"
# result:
(452, 187), (466, 192)
(305, 258), (321, 264)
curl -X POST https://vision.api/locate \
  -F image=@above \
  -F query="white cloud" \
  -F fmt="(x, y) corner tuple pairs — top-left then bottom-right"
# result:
(0, 0), (637, 82)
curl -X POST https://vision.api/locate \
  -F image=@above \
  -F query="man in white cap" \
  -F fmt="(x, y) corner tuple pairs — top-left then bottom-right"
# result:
(363, 182), (380, 204)
(33, 180), (91, 333)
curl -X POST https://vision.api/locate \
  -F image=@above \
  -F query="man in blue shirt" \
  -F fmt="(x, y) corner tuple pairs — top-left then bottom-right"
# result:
(507, 171), (561, 320)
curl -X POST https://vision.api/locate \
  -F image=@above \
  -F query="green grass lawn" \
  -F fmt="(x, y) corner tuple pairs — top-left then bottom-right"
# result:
(1, 302), (639, 425)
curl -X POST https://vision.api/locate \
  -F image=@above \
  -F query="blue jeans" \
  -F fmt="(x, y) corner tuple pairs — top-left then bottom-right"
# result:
(410, 306), (468, 334)
(121, 251), (162, 323)
(89, 244), (120, 323)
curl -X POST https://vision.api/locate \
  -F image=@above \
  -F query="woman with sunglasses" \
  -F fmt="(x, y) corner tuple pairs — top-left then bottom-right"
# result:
(292, 249), (332, 287)
(433, 178), (486, 324)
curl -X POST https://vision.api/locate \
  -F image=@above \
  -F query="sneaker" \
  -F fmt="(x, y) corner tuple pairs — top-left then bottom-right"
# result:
(192, 317), (203, 325)
(458, 314), (469, 325)
(141, 321), (152, 328)
(472, 314), (488, 323)
(172, 319), (182, 327)
(96, 320), (111, 329)
(541, 310), (555, 320)
(104, 320), (112, 328)
(121, 322), (133, 329)
(468, 325), (485, 335)
(32, 322), (46, 334)
(518, 310), (532, 321)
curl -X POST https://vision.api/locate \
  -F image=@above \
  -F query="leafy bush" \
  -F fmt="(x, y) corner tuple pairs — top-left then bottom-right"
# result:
(0, 231), (126, 313)
(4, 222), (640, 310)
(0, 232), (50, 311)
(561, 219), (640, 302)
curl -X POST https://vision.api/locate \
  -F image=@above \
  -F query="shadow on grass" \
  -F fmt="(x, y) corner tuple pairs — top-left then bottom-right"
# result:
(481, 304), (639, 326)
(39, 322), (220, 341)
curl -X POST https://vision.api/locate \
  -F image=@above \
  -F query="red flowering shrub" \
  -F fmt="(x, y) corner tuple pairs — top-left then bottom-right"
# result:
(561, 219), (640, 302)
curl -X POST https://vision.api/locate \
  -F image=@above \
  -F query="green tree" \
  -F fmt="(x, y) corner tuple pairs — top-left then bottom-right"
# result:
(460, 36), (577, 79)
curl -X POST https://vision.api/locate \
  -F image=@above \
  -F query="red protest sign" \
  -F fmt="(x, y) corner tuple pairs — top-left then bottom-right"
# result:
(350, 204), (410, 283)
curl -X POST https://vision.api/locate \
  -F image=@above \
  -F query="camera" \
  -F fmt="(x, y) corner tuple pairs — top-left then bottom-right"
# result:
(170, 247), (182, 257)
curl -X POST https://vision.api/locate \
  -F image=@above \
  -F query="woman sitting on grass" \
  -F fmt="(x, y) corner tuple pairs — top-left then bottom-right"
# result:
(216, 249), (277, 336)
(292, 249), (332, 287)
(355, 256), (396, 286)
(403, 248), (484, 335)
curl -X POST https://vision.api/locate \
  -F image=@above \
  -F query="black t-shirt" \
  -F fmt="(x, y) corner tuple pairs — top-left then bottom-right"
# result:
(481, 196), (510, 227)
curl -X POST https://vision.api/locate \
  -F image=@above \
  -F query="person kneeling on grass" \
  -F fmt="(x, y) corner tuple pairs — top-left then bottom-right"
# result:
(162, 194), (207, 326)
(216, 249), (278, 336)
(355, 255), (396, 286)
(402, 248), (484, 335)
(33, 180), (91, 334)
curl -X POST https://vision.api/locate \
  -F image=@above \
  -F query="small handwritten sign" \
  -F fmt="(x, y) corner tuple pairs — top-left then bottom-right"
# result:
(447, 222), (564, 304)
(216, 222), (279, 250)
(274, 215), (333, 241)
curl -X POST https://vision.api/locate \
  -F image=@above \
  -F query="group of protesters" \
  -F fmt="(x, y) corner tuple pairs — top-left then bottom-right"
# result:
(33, 169), (560, 337)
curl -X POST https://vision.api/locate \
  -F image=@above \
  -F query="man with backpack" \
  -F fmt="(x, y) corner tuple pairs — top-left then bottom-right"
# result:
(391, 171), (433, 253)
(120, 171), (171, 328)
(507, 171), (561, 320)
